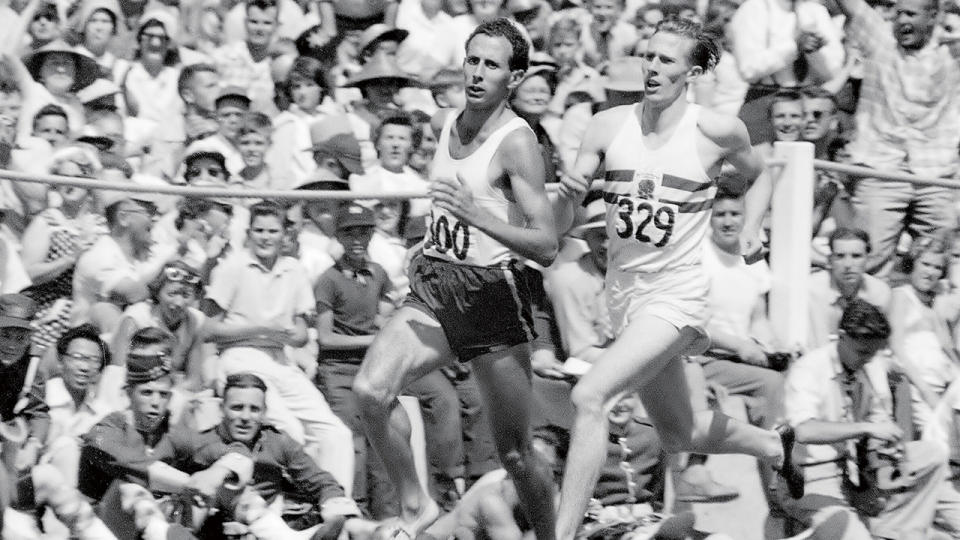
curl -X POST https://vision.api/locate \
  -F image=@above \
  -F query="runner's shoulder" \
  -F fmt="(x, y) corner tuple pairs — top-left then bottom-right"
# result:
(696, 107), (750, 149)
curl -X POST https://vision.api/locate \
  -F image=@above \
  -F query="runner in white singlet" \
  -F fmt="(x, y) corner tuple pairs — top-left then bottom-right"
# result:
(353, 18), (559, 540)
(553, 17), (804, 540)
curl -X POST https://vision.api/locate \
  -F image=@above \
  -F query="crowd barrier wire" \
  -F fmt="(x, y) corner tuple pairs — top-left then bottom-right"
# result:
(0, 158), (956, 201)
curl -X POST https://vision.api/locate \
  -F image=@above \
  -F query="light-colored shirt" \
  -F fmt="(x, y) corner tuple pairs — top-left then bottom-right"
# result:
(544, 251), (611, 363)
(702, 240), (770, 338)
(72, 236), (140, 325)
(211, 41), (276, 115)
(785, 343), (892, 468)
(207, 249), (315, 329)
(396, 0), (459, 81)
(807, 270), (892, 349)
(350, 164), (430, 217)
(844, 0), (960, 177)
(44, 365), (126, 444)
(730, 0), (844, 86)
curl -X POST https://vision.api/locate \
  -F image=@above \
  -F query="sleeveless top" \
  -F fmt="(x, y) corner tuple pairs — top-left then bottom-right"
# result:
(603, 103), (716, 273)
(422, 112), (531, 267)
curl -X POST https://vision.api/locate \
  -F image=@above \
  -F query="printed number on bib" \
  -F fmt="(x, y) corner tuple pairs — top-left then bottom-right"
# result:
(429, 210), (471, 260)
(615, 198), (676, 248)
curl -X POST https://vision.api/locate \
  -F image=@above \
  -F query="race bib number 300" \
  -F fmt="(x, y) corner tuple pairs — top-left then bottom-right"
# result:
(615, 197), (677, 248)
(428, 209), (471, 260)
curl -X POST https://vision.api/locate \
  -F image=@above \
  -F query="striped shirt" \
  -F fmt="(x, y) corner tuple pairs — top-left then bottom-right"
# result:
(845, 0), (960, 178)
(602, 103), (717, 274)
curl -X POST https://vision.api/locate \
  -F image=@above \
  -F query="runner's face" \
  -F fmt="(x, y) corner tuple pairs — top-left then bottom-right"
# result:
(641, 32), (698, 105)
(463, 34), (521, 108)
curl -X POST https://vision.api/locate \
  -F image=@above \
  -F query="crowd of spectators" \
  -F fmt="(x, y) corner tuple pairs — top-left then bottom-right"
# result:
(0, 0), (959, 536)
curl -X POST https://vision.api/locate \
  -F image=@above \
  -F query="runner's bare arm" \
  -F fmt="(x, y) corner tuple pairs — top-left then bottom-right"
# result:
(704, 112), (769, 253)
(554, 108), (620, 235)
(430, 128), (558, 267)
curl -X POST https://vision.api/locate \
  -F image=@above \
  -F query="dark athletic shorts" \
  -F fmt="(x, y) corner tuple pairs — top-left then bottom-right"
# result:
(404, 254), (537, 362)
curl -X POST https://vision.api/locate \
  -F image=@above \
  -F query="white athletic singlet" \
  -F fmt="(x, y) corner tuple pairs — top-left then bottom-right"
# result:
(603, 103), (716, 273)
(422, 112), (531, 267)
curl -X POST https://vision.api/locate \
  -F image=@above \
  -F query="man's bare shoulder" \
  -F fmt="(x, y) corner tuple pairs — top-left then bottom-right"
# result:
(696, 107), (751, 150)
(497, 122), (541, 165)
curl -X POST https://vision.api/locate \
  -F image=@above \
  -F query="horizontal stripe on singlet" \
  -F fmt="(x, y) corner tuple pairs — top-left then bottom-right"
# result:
(602, 191), (713, 214)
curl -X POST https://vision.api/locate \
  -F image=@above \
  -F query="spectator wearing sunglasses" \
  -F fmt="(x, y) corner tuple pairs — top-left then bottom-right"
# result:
(39, 324), (121, 485)
(112, 263), (208, 400)
(71, 178), (179, 332)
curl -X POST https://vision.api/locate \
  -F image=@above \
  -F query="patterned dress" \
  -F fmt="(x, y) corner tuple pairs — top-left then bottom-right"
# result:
(22, 209), (107, 352)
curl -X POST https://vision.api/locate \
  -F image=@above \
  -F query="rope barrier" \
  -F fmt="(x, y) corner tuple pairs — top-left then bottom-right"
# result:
(0, 157), (954, 201)
(813, 160), (960, 189)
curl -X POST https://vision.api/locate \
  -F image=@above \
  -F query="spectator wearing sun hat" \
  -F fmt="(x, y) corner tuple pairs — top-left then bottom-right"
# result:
(9, 39), (99, 143)
(72, 0), (128, 79)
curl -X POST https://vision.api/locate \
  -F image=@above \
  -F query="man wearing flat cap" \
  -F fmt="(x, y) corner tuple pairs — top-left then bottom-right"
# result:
(0, 294), (50, 472)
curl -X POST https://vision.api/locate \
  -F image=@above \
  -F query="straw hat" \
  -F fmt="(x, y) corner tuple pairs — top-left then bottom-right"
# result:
(358, 24), (409, 60)
(571, 198), (606, 237)
(22, 40), (100, 92)
(343, 57), (420, 88)
(601, 56), (645, 93)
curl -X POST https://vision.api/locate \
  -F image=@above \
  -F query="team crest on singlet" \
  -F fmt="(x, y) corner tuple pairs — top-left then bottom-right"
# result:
(633, 170), (661, 200)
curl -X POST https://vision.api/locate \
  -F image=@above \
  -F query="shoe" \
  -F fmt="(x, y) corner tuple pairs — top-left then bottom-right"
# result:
(674, 477), (740, 503)
(775, 425), (804, 499)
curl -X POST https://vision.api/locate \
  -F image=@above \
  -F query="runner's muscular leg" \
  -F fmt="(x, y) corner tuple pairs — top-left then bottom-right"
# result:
(353, 305), (454, 527)
(556, 314), (689, 540)
(472, 344), (556, 540)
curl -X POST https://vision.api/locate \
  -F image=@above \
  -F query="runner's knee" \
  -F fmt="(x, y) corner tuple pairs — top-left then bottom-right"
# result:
(352, 374), (395, 412)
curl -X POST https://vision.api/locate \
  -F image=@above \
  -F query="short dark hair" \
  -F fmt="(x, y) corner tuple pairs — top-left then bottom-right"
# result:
(135, 20), (180, 65)
(713, 184), (743, 203)
(828, 227), (871, 254)
(57, 324), (110, 369)
(240, 112), (272, 137)
(801, 86), (838, 107)
(653, 16), (720, 72)
(246, 0), (278, 15)
(286, 56), (327, 93)
(223, 372), (268, 399)
(373, 113), (419, 150)
(768, 89), (803, 116)
(249, 201), (285, 227)
(466, 18), (530, 72)
(177, 63), (217, 99)
(33, 104), (68, 130)
(839, 298), (891, 340)
(130, 326), (175, 354)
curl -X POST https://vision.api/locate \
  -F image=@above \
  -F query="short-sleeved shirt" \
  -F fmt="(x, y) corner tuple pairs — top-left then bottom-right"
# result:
(211, 41), (276, 114)
(315, 259), (392, 343)
(207, 250), (315, 344)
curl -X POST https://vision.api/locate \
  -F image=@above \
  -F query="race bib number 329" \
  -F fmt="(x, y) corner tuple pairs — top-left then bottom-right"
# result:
(615, 197), (677, 248)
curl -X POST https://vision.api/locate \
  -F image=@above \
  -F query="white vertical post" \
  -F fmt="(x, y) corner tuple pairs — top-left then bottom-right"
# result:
(769, 142), (814, 351)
